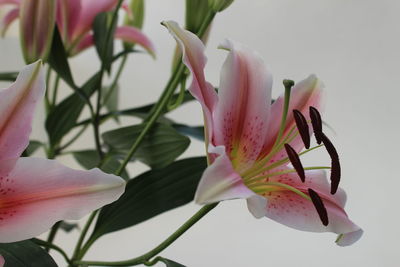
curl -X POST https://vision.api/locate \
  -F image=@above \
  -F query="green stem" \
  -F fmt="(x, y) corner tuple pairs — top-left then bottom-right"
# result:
(45, 221), (61, 252)
(71, 211), (99, 263)
(115, 62), (185, 176)
(115, 10), (216, 176)
(44, 66), (52, 114)
(74, 204), (218, 266)
(92, 0), (125, 160)
(32, 238), (72, 265)
(57, 124), (89, 152)
(102, 54), (128, 108)
(51, 74), (60, 107)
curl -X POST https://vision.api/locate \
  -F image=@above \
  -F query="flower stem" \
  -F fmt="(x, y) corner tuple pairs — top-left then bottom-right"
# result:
(102, 54), (128, 109)
(45, 221), (61, 252)
(74, 203), (218, 266)
(71, 211), (99, 264)
(32, 238), (72, 265)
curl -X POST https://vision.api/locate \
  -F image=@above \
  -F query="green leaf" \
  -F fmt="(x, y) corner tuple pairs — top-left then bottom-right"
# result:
(102, 123), (190, 169)
(160, 258), (186, 267)
(93, 12), (117, 72)
(47, 27), (75, 88)
(91, 157), (207, 239)
(45, 73), (100, 146)
(72, 150), (129, 180)
(173, 124), (204, 141)
(0, 240), (57, 267)
(22, 140), (43, 157)
(59, 221), (79, 233)
(0, 72), (18, 81)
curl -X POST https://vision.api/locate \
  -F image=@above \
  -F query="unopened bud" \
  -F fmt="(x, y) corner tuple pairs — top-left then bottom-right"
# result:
(19, 0), (56, 63)
(208, 0), (234, 12)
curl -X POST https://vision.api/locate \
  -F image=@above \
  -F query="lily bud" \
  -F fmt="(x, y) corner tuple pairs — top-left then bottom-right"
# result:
(19, 0), (56, 63)
(208, 0), (234, 12)
(124, 0), (145, 29)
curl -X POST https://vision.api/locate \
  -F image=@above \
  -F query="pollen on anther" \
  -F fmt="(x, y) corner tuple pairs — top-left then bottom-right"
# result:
(309, 106), (323, 144)
(293, 109), (310, 149)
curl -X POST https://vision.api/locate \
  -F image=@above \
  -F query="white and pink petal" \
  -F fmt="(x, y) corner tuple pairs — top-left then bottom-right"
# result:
(213, 39), (272, 170)
(0, 7), (19, 36)
(163, 21), (218, 146)
(195, 146), (254, 204)
(0, 61), (44, 161)
(114, 26), (155, 57)
(0, 157), (125, 243)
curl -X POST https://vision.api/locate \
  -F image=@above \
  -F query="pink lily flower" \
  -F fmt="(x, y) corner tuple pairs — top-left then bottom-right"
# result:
(0, 61), (125, 243)
(0, 0), (155, 57)
(163, 21), (362, 246)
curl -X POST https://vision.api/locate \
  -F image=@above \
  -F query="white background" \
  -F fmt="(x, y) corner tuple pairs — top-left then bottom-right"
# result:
(0, 0), (399, 266)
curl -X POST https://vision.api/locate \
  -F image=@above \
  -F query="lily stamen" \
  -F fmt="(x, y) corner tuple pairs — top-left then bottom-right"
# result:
(319, 132), (341, 194)
(250, 181), (311, 201)
(310, 106), (323, 144)
(293, 109), (310, 148)
(284, 143), (305, 182)
(308, 188), (329, 226)
(244, 166), (331, 185)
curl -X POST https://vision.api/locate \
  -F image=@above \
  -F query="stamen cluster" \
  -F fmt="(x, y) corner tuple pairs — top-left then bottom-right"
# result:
(285, 106), (341, 226)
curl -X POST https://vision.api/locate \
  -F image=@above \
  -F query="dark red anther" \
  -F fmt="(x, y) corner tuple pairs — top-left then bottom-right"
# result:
(319, 133), (341, 195)
(284, 143), (305, 182)
(308, 188), (329, 226)
(293, 109), (310, 149)
(309, 106), (323, 144)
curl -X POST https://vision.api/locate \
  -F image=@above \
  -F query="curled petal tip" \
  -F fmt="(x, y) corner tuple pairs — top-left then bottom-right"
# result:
(336, 228), (363, 246)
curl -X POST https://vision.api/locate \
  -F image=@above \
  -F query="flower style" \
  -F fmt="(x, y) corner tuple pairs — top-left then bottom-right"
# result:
(0, 61), (125, 243)
(163, 21), (362, 246)
(0, 0), (155, 57)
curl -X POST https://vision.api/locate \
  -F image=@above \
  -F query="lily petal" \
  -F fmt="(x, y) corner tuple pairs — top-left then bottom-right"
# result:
(251, 169), (361, 245)
(247, 194), (268, 218)
(0, 157), (125, 243)
(261, 75), (323, 162)
(163, 20), (218, 147)
(214, 39), (272, 170)
(56, 0), (81, 44)
(72, 0), (117, 40)
(68, 33), (93, 56)
(0, 61), (44, 161)
(0, 0), (20, 5)
(114, 26), (155, 58)
(195, 145), (254, 204)
(0, 7), (19, 36)
(336, 228), (364, 247)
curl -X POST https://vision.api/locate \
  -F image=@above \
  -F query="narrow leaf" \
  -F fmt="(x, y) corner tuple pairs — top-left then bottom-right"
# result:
(173, 124), (204, 141)
(93, 12), (117, 72)
(47, 27), (75, 88)
(159, 257), (186, 267)
(45, 73), (100, 146)
(0, 72), (18, 81)
(22, 140), (43, 157)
